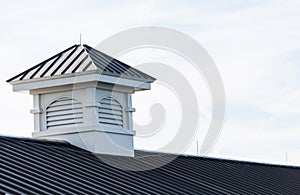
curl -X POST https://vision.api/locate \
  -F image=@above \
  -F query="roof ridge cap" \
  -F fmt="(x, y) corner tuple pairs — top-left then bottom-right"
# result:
(80, 45), (98, 71)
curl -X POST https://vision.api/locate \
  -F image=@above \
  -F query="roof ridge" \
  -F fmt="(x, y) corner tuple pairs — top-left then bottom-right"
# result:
(83, 44), (156, 81)
(0, 135), (70, 145)
(134, 150), (300, 169)
(80, 44), (98, 71)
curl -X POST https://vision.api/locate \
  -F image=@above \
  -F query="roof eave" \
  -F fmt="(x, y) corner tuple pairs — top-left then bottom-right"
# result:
(9, 70), (152, 92)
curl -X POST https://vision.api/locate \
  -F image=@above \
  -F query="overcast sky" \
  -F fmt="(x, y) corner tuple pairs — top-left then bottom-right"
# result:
(1, 0), (300, 166)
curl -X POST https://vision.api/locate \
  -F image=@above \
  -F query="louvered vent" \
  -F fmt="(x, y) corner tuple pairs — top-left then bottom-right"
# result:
(98, 97), (123, 127)
(46, 97), (83, 128)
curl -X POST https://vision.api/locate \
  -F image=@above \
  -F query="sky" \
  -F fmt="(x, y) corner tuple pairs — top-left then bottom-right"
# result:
(1, 0), (300, 166)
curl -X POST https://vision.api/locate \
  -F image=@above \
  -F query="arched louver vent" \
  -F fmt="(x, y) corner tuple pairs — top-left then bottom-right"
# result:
(98, 97), (123, 127)
(46, 97), (83, 128)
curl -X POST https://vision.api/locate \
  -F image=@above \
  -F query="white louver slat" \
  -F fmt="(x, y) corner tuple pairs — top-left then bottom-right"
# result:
(98, 97), (123, 127)
(46, 97), (83, 128)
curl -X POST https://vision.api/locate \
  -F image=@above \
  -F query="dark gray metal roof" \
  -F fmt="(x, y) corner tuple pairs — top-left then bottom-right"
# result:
(0, 135), (300, 194)
(7, 44), (155, 83)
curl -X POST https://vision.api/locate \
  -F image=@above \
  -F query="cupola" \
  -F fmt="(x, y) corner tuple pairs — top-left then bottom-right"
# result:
(7, 44), (155, 156)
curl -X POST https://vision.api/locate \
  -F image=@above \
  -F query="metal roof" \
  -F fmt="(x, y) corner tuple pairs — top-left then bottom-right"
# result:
(0, 136), (300, 194)
(7, 44), (155, 83)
